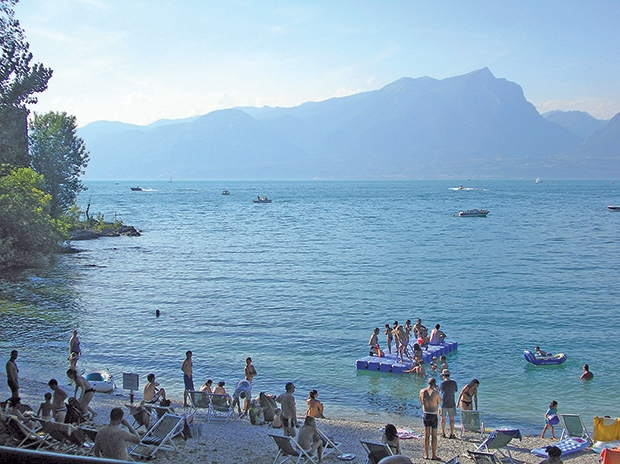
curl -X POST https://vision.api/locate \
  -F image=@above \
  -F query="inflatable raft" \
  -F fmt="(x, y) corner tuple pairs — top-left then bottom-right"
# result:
(523, 350), (567, 365)
(85, 371), (116, 393)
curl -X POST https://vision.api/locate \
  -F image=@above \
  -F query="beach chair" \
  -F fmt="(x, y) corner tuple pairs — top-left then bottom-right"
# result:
(188, 390), (210, 420)
(129, 413), (185, 459)
(601, 448), (620, 464)
(560, 414), (592, 443)
(5, 415), (49, 449)
(316, 426), (345, 458)
(38, 420), (94, 455)
(360, 440), (394, 464)
(126, 403), (152, 430)
(207, 393), (234, 422)
(269, 434), (319, 464)
(141, 402), (176, 421)
(467, 450), (503, 464)
(460, 410), (485, 440)
(476, 428), (521, 463)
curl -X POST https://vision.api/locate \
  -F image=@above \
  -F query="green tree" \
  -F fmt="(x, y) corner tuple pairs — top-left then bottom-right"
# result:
(29, 111), (89, 218)
(0, 0), (52, 108)
(0, 165), (65, 268)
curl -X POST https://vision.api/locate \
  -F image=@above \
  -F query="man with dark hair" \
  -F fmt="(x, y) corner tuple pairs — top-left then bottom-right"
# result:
(439, 369), (458, 439)
(420, 377), (441, 461)
(48, 378), (68, 423)
(93, 407), (140, 460)
(144, 373), (167, 403)
(6, 350), (19, 399)
(276, 382), (297, 437)
(181, 351), (194, 407)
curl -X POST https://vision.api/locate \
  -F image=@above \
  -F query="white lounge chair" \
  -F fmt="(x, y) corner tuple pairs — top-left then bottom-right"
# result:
(129, 413), (185, 459)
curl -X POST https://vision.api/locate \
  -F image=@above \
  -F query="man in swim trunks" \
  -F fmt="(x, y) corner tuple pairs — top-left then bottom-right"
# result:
(6, 350), (19, 399)
(276, 382), (298, 438)
(439, 369), (458, 439)
(420, 377), (441, 460)
(143, 373), (167, 403)
(429, 324), (446, 345)
(182, 351), (194, 407)
(231, 379), (252, 417)
(48, 378), (69, 423)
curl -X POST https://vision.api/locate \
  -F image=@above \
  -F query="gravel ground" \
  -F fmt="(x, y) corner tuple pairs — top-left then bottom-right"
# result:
(1, 374), (600, 464)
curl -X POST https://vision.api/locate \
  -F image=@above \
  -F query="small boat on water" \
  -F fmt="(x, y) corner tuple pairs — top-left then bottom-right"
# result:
(222, 190), (230, 195)
(253, 196), (272, 203)
(607, 205), (620, 211)
(130, 187), (143, 191)
(85, 371), (116, 393)
(458, 209), (489, 217)
(523, 350), (567, 366)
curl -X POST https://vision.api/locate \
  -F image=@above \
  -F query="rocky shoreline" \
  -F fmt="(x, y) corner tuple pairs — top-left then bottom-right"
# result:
(69, 225), (141, 240)
(0, 373), (598, 464)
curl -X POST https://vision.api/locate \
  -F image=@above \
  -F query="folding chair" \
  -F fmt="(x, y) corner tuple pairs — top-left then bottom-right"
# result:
(316, 426), (345, 458)
(129, 413), (185, 459)
(207, 393), (234, 422)
(5, 415), (48, 449)
(125, 404), (152, 430)
(188, 390), (210, 420)
(460, 410), (485, 440)
(467, 450), (503, 464)
(560, 414), (592, 443)
(37, 420), (79, 453)
(601, 448), (620, 464)
(360, 440), (394, 464)
(476, 428), (521, 463)
(269, 434), (319, 464)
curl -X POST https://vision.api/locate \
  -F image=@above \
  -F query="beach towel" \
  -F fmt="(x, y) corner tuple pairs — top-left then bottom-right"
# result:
(531, 437), (590, 458)
(594, 417), (620, 441)
(396, 428), (421, 439)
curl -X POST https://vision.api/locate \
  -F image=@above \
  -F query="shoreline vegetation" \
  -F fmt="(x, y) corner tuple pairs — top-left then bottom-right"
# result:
(0, 373), (596, 464)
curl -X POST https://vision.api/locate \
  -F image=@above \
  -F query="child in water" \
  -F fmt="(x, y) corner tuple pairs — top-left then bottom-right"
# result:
(541, 400), (558, 438)
(439, 355), (448, 371)
(429, 356), (438, 371)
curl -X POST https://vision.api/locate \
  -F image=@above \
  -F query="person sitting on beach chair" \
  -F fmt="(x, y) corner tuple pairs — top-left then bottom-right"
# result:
(297, 416), (324, 463)
(144, 373), (167, 404)
(93, 407), (140, 461)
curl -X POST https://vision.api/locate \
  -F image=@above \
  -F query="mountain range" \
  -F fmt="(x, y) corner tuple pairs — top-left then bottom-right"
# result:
(78, 68), (620, 180)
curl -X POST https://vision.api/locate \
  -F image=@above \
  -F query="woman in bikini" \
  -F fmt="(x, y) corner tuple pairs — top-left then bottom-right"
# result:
(457, 379), (479, 411)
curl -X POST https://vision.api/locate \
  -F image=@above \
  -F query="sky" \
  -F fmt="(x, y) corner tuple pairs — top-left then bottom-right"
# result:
(14, 0), (620, 127)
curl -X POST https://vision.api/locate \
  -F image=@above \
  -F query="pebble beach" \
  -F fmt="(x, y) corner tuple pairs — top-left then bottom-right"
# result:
(1, 374), (598, 464)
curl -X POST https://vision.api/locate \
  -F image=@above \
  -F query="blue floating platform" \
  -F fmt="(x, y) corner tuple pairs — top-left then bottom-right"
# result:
(356, 341), (458, 374)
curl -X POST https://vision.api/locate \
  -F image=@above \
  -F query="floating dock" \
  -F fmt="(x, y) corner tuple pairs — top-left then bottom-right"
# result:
(356, 340), (458, 374)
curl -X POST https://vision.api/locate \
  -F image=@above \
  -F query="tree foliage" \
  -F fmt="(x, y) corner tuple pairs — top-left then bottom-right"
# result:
(0, 0), (52, 107)
(29, 111), (89, 218)
(0, 165), (65, 268)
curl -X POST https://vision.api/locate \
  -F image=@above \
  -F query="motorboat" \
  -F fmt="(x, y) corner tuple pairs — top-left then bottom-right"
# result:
(222, 190), (230, 195)
(85, 371), (116, 393)
(458, 209), (489, 217)
(607, 205), (620, 211)
(130, 187), (143, 191)
(523, 350), (567, 366)
(253, 196), (272, 203)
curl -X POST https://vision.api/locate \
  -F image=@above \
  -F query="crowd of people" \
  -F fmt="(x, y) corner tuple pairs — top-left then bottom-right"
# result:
(369, 319), (446, 364)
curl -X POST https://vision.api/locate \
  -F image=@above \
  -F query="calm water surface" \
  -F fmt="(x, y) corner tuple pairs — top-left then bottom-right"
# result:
(1, 179), (619, 434)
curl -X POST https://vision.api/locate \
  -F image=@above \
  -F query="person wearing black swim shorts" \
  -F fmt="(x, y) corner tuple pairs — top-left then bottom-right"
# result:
(420, 377), (441, 461)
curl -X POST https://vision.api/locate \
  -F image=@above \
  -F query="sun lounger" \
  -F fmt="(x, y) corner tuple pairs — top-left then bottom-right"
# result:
(360, 440), (394, 464)
(129, 413), (185, 459)
(206, 393), (234, 422)
(188, 390), (210, 420)
(601, 448), (620, 464)
(5, 415), (48, 449)
(560, 413), (592, 443)
(125, 404), (152, 430)
(476, 428), (521, 463)
(468, 450), (503, 464)
(269, 434), (319, 464)
(316, 426), (345, 458)
(460, 410), (485, 440)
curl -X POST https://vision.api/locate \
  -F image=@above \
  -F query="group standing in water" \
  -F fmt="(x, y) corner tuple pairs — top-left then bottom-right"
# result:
(369, 319), (447, 364)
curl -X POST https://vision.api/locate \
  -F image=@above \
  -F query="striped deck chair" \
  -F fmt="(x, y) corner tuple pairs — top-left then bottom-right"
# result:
(129, 413), (185, 459)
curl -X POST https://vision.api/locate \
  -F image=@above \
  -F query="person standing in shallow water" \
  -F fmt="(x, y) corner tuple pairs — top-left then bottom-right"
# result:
(6, 350), (19, 399)
(580, 364), (593, 380)
(244, 357), (257, 383)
